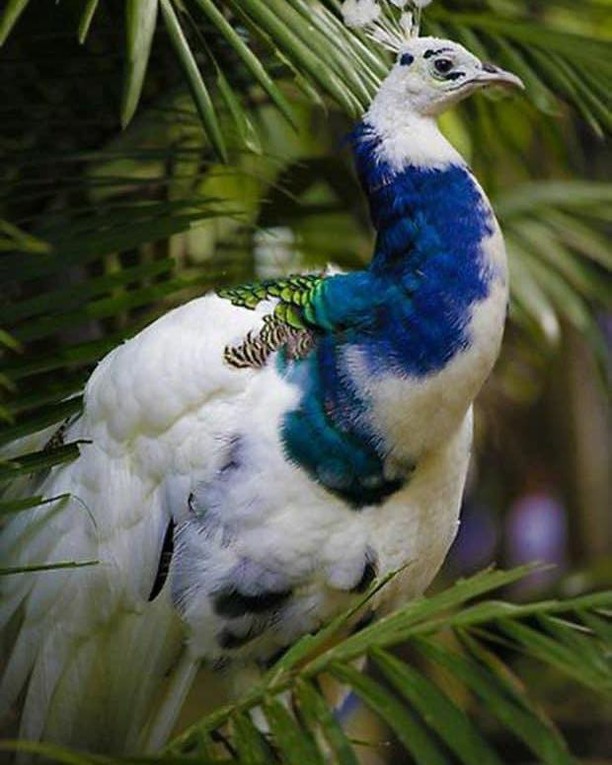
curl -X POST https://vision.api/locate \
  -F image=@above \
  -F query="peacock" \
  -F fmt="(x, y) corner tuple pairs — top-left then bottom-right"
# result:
(1, 0), (524, 756)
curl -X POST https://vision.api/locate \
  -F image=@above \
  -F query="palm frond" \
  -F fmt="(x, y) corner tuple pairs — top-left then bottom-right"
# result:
(122, 0), (159, 128)
(496, 181), (612, 347)
(173, 572), (609, 764)
(2, 1), (609, 156)
(1, 567), (608, 765)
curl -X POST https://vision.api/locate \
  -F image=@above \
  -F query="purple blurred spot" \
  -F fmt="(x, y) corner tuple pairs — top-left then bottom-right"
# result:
(505, 491), (567, 593)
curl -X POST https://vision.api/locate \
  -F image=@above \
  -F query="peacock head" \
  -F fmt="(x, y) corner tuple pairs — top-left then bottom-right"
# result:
(379, 36), (524, 116)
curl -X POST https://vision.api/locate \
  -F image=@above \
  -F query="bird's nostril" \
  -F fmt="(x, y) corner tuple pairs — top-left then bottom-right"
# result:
(481, 62), (498, 73)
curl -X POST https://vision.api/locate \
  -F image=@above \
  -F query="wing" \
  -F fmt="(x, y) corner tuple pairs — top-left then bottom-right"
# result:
(1, 270), (384, 752)
(217, 268), (379, 335)
(217, 272), (325, 330)
(0, 293), (271, 752)
(217, 273), (328, 370)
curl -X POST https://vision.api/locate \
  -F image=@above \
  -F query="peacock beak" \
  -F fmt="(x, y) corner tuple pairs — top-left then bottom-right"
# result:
(475, 61), (525, 90)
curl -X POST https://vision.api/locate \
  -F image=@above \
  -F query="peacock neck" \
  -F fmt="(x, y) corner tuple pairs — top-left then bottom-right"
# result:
(350, 114), (493, 276)
(279, 116), (506, 506)
(348, 116), (498, 376)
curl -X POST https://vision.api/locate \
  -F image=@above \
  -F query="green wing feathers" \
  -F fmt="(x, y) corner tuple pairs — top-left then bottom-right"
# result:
(217, 274), (325, 368)
(217, 273), (324, 330)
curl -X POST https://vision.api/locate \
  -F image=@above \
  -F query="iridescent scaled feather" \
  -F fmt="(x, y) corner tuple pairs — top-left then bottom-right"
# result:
(223, 314), (315, 369)
(217, 273), (324, 330)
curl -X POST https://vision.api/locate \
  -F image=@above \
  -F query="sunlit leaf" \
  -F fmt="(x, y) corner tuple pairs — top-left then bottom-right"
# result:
(122, 0), (159, 127)
(78, 0), (100, 44)
(0, 0), (29, 46)
(160, 0), (228, 162)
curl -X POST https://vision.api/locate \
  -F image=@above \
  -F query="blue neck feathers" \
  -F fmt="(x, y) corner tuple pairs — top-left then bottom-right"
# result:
(353, 121), (493, 275)
(279, 119), (496, 507)
(348, 119), (495, 376)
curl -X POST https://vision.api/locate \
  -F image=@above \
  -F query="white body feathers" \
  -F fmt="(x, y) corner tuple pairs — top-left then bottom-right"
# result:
(1, 291), (486, 752)
(1, 34), (516, 754)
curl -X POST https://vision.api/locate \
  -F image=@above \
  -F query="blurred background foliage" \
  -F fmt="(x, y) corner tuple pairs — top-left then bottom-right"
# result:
(1, 0), (610, 763)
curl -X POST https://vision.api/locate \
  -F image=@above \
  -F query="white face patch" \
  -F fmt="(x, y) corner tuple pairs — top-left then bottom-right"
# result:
(359, 35), (522, 172)
(367, 36), (522, 129)
(385, 37), (488, 116)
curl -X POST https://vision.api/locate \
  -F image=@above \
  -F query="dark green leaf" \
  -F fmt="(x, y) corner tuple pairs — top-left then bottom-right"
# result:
(538, 614), (611, 686)
(191, 0), (295, 126)
(0, 493), (71, 516)
(497, 618), (609, 693)
(294, 680), (359, 765)
(225, 0), (360, 115)
(331, 661), (449, 765)
(232, 712), (274, 765)
(1, 258), (173, 325)
(0, 399), (81, 447)
(263, 697), (325, 765)
(215, 63), (262, 154)
(0, 442), (83, 482)
(305, 566), (539, 671)
(416, 637), (575, 765)
(372, 647), (504, 765)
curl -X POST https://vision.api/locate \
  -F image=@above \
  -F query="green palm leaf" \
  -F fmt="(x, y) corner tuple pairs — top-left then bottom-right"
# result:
(2, 1), (609, 153)
(160, 567), (611, 765)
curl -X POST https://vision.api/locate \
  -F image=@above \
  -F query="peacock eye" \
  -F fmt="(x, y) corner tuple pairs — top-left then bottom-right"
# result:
(434, 58), (454, 74)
